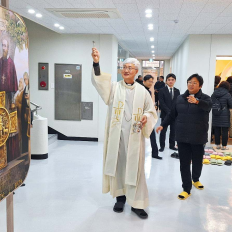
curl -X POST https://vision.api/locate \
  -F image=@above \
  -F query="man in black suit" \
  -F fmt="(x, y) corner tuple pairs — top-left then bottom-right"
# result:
(154, 76), (165, 110)
(158, 73), (180, 152)
(143, 75), (162, 160)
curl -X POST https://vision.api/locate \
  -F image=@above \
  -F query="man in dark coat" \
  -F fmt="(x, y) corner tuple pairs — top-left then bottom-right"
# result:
(0, 37), (20, 162)
(156, 74), (212, 200)
(158, 74), (180, 152)
(154, 76), (165, 109)
(143, 75), (162, 160)
(0, 38), (18, 92)
(135, 75), (143, 85)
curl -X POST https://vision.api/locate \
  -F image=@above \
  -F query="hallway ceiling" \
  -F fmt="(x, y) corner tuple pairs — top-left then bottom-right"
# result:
(8, 0), (232, 59)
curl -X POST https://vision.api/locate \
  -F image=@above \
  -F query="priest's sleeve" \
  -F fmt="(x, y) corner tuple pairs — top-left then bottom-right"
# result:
(142, 90), (158, 138)
(91, 62), (112, 105)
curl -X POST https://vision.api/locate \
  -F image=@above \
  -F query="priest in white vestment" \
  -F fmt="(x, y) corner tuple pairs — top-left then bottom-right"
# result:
(91, 48), (158, 219)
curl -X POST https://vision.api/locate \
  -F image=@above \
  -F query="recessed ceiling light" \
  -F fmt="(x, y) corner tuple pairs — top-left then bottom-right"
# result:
(148, 24), (153, 30)
(152, 51), (154, 53)
(54, 23), (60, 27)
(36, 13), (42, 18)
(28, 9), (35, 14)
(151, 45), (154, 48)
(59, 26), (64, 30)
(145, 9), (152, 14)
(146, 13), (152, 18)
(150, 37), (154, 41)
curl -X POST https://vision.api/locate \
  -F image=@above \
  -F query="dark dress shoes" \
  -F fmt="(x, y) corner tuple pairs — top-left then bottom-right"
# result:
(131, 207), (148, 219)
(170, 146), (178, 151)
(152, 155), (163, 160)
(171, 152), (179, 159)
(159, 148), (164, 152)
(113, 202), (125, 213)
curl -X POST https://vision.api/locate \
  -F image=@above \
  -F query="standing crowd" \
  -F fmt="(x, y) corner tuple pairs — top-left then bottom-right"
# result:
(91, 48), (230, 219)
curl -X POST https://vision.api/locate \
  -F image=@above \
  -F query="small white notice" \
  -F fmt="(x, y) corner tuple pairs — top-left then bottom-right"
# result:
(51, 83), (54, 89)
(63, 74), (72, 79)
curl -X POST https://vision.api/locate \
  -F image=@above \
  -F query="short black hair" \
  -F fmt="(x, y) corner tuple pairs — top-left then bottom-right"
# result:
(214, 76), (221, 87)
(144, 75), (154, 81)
(227, 76), (232, 84)
(159, 76), (164, 80)
(187, 73), (204, 87)
(219, 81), (230, 91)
(166, 73), (176, 81)
(138, 75), (142, 78)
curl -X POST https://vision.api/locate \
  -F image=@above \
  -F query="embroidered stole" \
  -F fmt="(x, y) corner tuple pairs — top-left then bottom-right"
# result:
(104, 81), (145, 186)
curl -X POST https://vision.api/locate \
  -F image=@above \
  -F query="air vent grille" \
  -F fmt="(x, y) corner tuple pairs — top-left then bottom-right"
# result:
(61, 12), (110, 18)
(46, 8), (121, 19)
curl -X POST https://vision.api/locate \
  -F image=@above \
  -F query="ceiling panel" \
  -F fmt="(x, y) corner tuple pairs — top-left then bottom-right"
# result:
(47, 0), (74, 8)
(202, 2), (231, 13)
(6, 0), (232, 59)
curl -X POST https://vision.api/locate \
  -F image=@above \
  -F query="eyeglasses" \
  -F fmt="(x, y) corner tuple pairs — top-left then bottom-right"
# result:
(187, 82), (198, 86)
(122, 66), (137, 72)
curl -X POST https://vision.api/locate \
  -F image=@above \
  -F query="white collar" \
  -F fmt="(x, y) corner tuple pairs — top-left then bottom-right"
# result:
(167, 85), (174, 91)
(122, 80), (136, 89)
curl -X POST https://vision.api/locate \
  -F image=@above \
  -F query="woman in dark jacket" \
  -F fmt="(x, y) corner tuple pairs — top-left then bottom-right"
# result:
(156, 74), (212, 200)
(211, 81), (232, 150)
(227, 76), (232, 97)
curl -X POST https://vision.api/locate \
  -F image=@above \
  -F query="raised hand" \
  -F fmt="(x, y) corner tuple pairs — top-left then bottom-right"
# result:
(187, 95), (198, 104)
(92, 48), (100, 63)
(156, 126), (163, 133)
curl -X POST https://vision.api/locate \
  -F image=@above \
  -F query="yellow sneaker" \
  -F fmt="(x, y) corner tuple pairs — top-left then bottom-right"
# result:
(203, 159), (210, 165)
(178, 191), (191, 200)
(192, 181), (204, 190)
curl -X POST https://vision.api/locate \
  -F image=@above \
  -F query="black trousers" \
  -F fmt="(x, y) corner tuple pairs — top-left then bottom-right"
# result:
(177, 142), (204, 193)
(214, 126), (229, 146)
(159, 118), (175, 149)
(150, 129), (159, 157)
(155, 92), (159, 109)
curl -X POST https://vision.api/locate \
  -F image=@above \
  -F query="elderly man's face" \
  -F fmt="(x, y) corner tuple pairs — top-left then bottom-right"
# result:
(2, 40), (8, 58)
(19, 78), (24, 91)
(121, 63), (138, 83)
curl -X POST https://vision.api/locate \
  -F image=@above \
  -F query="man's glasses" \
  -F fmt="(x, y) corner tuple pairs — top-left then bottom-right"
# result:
(188, 82), (198, 86)
(122, 66), (137, 72)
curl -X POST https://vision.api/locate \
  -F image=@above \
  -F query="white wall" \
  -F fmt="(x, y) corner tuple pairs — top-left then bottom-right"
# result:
(25, 18), (118, 141)
(171, 34), (232, 96)
(164, 59), (170, 78)
(170, 36), (190, 93)
(170, 34), (232, 144)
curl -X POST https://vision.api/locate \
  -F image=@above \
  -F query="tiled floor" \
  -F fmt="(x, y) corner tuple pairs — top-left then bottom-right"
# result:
(0, 135), (232, 232)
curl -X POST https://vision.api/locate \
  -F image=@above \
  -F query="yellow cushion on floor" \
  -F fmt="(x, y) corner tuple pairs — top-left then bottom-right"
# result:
(210, 155), (216, 159)
(192, 181), (204, 190)
(216, 155), (222, 160)
(178, 191), (191, 200)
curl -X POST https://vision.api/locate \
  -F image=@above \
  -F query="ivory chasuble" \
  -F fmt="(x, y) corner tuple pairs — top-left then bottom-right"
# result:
(92, 68), (157, 209)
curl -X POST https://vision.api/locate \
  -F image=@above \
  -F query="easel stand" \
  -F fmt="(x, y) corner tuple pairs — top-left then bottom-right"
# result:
(6, 193), (14, 232)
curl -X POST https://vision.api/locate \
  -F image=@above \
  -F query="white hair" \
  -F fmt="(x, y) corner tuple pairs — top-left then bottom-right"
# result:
(123, 58), (140, 70)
